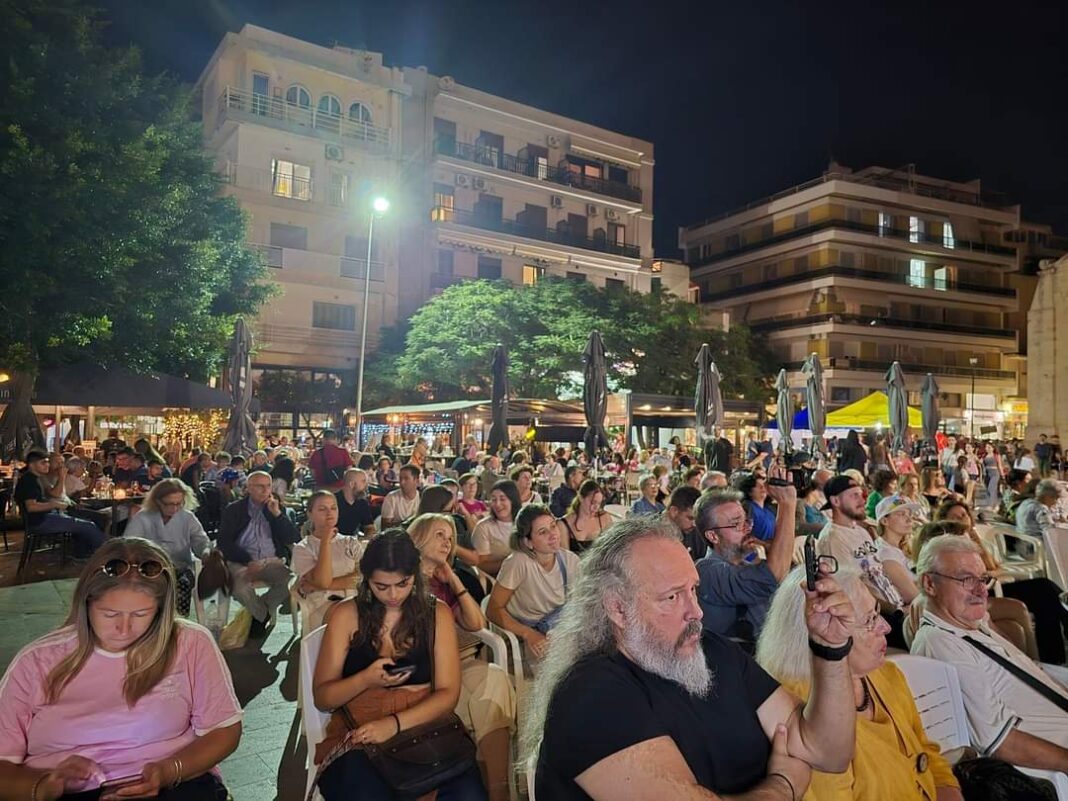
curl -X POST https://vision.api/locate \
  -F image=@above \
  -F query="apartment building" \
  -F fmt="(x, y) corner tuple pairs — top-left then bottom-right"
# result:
(681, 163), (1023, 435)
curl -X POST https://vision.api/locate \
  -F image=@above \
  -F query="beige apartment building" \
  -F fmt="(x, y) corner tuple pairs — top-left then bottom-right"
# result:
(681, 163), (1025, 436)
(195, 25), (684, 430)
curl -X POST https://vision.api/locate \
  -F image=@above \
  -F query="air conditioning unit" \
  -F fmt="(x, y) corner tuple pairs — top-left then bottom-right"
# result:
(455, 174), (470, 188)
(550, 195), (564, 209)
(325, 144), (344, 161)
(546, 134), (561, 149)
(472, 176), (487, 191)
(586, 204), (598, 217)
(605, 208), (620, 221)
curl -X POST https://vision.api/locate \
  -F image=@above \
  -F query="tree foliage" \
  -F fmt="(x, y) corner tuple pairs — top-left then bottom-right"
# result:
(0, 0), (274, 380)
(374, 278), (776, 403)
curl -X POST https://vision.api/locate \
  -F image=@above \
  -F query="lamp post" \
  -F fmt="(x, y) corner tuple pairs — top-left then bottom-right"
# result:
(968, 356), (979, 439)
(354, 196), (390, 448)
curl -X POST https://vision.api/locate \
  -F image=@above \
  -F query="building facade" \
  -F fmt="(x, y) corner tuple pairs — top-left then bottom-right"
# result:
(681, 164), (1023, 436)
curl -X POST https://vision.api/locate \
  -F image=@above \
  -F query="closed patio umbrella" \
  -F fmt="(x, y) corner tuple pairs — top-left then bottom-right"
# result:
(582, 331), (610, 465)
(0, 372), (45, 461)
(222, 318), (259, 457)
(694, 343), (723, 445)
(802, 353), (826, 457)
(485, 343), (510, 456)
(920, 373), (941, 446)
(886, 361), (910, 453)
(775, 368), (793, 455)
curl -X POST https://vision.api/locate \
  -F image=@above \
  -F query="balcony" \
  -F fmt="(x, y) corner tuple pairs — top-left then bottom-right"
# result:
(216, 86), (391, 151)
(701, 264), (1016, 302)
(434, 138), (642, 203)
(798, 357), (1016, 381)
(431, 206), (641, 259)
(249, 244), (385, 281)
(749, 312), (1016, 340)
(690, 218), (1016, 267)
(429, 272), (468, 290)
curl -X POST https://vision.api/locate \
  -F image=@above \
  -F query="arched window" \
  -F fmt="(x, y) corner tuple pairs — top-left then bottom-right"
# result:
(316, 94), (341, 132)
(348, 102), (372, 124)
(285, 85), (311, 108)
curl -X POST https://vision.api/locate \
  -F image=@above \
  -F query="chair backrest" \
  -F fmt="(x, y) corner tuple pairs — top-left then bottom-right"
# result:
(603, 504), (627, 520)
(301, 625), (331, 751)
(889, 654), (970, 753)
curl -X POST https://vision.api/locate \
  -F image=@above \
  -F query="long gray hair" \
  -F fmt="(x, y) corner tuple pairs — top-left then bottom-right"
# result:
(519, 517), (682, 762)
(756, 565), (867, 687)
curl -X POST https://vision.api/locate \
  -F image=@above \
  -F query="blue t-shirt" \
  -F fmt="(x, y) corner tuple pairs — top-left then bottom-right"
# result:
(748, 501), (776, 541)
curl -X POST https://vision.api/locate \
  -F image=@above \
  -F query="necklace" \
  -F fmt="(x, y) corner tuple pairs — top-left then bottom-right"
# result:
(855, 678), (871, 712)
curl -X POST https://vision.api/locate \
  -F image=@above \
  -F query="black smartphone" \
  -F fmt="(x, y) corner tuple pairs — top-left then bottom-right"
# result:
(767, 477), (791, 487)
(385, 659), (415, 677)
(804, 535), (819, 592)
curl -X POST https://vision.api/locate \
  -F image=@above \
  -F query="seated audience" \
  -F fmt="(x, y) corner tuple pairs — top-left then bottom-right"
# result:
(379, 464), (421, 528)
(511, 464), (542, 506)
(525, 517), (856, 799)
(664, 485), (702, 560)
(998, 467), (1033, 524)
(179, 452), (212, 490)
(374, 456), (397, 491)
(270, 455), (296, 499)
(457, 472), (489, 524)
(758, 566), (962, 800)
(920, 466), (954, 511)
(897, 472), (928, 521)
(14, 448), (105, 559)
(911, 535), (1068, 772)
(216, 470), (300, 639)
(292, 491), (364, 629)
(470, 480), (521, 577)
(479, 455), (503, 501)
(124, 478), (211, 617)
(556, 479), (610, 553)
(731, 471), (776, 541)
(143, 457), (168, 487)
(0, 538), (241, 798)
(865, 469), (899, 520)
(487, 504), (581, 664)
(873, 494), (921, 605)
(334, 467), (375, 536)
(700, 469), (729, 491)
(549, 465), (584, 518)
(629, 474), (665, 516)
(1016, 478), (1060, 541)
(310, 531), (486, 800)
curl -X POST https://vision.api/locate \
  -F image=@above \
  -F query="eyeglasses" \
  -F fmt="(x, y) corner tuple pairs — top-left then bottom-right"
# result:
(100, 559), (165, 579)
(707, 517), (754, 532)
(857, 609), (884, 632)
(929, 572), (994, 593)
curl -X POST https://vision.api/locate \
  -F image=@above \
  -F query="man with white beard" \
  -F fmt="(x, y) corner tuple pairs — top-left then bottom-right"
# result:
(523, 518), (858, 800)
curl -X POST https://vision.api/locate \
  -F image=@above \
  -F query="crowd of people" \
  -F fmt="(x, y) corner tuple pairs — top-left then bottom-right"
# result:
(1, 425), (1067, 800)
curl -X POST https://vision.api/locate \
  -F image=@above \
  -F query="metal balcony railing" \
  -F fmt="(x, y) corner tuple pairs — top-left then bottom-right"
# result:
(339, 257), (386, 281)
(793, 358), (1015, 380)
(749, 312), (1016, 339)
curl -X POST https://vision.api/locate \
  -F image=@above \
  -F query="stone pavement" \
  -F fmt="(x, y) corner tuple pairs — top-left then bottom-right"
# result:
(0, 578), (309, 801)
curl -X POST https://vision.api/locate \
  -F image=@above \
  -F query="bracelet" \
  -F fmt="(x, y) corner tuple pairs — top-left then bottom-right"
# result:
(808, 636), (853, 661)
(769, 771), (796, 801)
(391, 713), (402, 735)
(171, 757), (183, 788)
(30, 774), (47, 801)
(455, 589), (469, 599)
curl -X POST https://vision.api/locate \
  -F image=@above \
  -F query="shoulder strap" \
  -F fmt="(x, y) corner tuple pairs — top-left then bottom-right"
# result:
(428, 599), (437, 692)
(961, 634), (1068, 714)
(555, 550), (568, 590)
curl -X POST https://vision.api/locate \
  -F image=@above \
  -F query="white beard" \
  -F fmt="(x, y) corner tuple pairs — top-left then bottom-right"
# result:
(621, 607), (713, 697)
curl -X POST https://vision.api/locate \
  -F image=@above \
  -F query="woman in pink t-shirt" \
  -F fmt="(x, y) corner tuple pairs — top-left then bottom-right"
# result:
(0, 538), (242, 800)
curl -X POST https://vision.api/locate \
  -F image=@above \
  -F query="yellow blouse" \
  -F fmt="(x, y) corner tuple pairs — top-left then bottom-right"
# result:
(783, 661), (959, 801)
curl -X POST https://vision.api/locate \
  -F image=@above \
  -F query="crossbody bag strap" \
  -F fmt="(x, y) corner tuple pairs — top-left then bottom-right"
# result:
(555, 550), (568, 591)
(428, 597), (437, 691)
(962, 634), (1068, 714)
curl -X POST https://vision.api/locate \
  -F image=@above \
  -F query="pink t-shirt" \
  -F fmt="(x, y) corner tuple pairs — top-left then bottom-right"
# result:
(0, 620), (242, 789)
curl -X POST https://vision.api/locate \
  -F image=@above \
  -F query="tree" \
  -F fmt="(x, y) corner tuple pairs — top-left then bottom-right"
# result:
(388, 278), (776, 402)
(255, 371), (350, 441)
(0, 0), (274, 381)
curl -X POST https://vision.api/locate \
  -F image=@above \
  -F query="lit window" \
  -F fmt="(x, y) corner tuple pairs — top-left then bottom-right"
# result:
(943, 222), (955, 249)
(908, 259), (926, 288)
(878, 212), (893, 237)
(909, 216), (924, 244)
(522, 264), (544, 286)
(329, 173), (349, 207)
(271, 159), (312, 201)
(316, 95), (341, 132)
(285, 85), (311, 108)
(933, 265), (949, 290)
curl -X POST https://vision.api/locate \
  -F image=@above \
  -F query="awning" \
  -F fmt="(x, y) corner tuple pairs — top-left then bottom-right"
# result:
(825, 391), (922, 429)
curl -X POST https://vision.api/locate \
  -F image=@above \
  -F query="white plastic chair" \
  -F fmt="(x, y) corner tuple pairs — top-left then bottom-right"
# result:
(603, 504), (627, 521)
(480, 596), (527, 701)
(976, 523), (1047, 581)
(891, 653), (1068, 799)
(300, 625), (330, 801)
(526, 747), (538, 801)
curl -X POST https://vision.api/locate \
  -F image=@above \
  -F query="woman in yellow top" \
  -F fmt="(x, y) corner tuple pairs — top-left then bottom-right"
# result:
(757, 566), (962, 801)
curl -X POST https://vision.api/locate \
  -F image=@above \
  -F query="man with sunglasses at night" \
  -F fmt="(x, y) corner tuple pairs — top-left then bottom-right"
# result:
(692, 472), (797, 651)
(912, 535), (1068, 773)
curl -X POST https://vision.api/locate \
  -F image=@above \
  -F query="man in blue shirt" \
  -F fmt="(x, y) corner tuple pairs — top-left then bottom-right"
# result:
(693, 480), (796, 651)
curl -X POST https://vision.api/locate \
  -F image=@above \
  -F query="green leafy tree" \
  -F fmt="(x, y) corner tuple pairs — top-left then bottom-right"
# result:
(0, 0), (274, 381)
(255, 371), (350, 441)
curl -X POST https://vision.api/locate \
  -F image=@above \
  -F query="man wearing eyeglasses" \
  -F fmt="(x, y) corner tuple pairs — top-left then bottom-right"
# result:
(692, 480), (796, 650)
(912, 535), (1068, 772)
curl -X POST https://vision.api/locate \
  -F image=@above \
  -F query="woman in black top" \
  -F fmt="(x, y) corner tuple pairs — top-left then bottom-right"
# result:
(836, 429), (868, 474)
(556, 479), (610, 553)
(312, 530), (486, 800)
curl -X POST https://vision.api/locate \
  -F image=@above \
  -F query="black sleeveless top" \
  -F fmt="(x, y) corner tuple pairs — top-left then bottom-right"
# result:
(341, 603), (434, 685)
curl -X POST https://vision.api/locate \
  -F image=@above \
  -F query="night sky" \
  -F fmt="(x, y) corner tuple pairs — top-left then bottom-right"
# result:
(98, 0), (1067, 256)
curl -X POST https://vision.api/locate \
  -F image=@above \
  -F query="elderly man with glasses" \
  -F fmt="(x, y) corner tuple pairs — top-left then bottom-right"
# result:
(692, 476), (797, 650)
(911, 534), (1068, 772)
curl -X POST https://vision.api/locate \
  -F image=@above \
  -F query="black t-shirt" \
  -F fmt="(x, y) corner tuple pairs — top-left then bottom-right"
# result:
(14, 472), (48, 528)
(334, 491), (374, 535)
(536, 634), (778, 800)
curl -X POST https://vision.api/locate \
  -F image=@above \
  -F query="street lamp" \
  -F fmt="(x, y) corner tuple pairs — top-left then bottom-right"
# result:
(354, 195), (390, 448)
(968, 356), (979, 439)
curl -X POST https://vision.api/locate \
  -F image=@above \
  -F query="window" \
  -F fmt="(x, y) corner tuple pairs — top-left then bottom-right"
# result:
(607, 222), (625, 246)
(725, 233), (740, 250)
(608, 165), (628, 184)
(437, 250), (455, 276)
(285, 85), (311, 108)
(908, 258), (926, 288)
(433, 117), (457, 153)
(252, 73), (270, 115)
(650, 277), (662, 293)
(269, 223), (307, 250)
(605, 277), (625, 292)
(878, 212), (893, 237)
(348, 102), (372, 124)
(329, 173), (349, 207)
(477, 256), (502, 279)
(312, 301), (356, 331)
(566, 271), (585, 282)
(344, 234), (377, 262)
(840, 251), (855, 268)
(316, 94), (342, 132)
(909, 216), (924, 244)
(271, 159), (312, 201)
(432, 183), (454, 222)
(831, 387), (851, 402)
(846, 207), (863, 223)
(943, 221), (955, 249)
(933, 265), (950, 290)
(522, 264), (544, 286)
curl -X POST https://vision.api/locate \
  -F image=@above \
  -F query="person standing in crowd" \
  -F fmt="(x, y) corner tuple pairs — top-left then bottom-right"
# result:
(14, 449), (105, 559)
(99, 428), (126, 456)
(380, 464), (421, 528)
(334, 467), (375, 537)
(525, 517), (857, 799)
(374, 432), (396, 463)
(1034, 434), (1053, 478)
(308, 429), (353, 491)
(549, 465), (584, 518)
(216, 471), (300, 638)
(837, 429), (868, 474)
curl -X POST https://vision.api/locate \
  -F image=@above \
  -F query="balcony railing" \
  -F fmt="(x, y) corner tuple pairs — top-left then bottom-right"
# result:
(749, 312), (1016, 340)
(431, 206), (641, 259)
(699, 264), (1016, 302)
(339, 257), (386, 281)
(801, 357), (1016, 381)
(429, 272), (468, 290)
(217, 86), (391, 150)
(434, 138), (642, 203)
(251, 243), (283, 268)
(690, 218), (1016, 266)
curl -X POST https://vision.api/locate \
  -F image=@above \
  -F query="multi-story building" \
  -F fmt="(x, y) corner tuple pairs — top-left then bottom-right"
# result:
(681, 163), (1023, 435)
(195, 25), (685, 432)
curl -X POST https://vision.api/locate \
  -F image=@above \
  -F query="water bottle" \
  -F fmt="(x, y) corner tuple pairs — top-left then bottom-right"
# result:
(202, 591), (226, 639)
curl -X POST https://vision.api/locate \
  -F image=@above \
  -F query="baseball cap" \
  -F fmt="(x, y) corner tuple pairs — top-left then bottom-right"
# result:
(875, 494), (922, 522)
(820, 475), (858, 510)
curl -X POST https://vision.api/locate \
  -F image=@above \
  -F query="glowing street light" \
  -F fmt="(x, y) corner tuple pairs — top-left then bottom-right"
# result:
(354, 196), (390, 447)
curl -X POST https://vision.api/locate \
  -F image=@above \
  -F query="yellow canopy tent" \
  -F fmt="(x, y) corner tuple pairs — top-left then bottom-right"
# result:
(826, 391), (922, 429)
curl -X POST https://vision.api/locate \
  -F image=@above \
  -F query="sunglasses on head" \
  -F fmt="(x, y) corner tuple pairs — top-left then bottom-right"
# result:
(100, 559), (165, 579)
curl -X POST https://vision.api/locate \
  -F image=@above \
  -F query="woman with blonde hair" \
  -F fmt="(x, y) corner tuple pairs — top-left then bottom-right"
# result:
(0, 538), (241, 799)
(409, 514), (515, 801)
(124, 478), (212, 616)
(291, 490), (364, 630)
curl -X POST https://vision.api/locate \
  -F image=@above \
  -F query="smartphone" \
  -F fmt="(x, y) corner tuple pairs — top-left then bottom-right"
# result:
(767, 477), (791, 487)
(99, 775), (142, 792)
(803, 535), (819, 592)
(385, 659), (416, 677)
